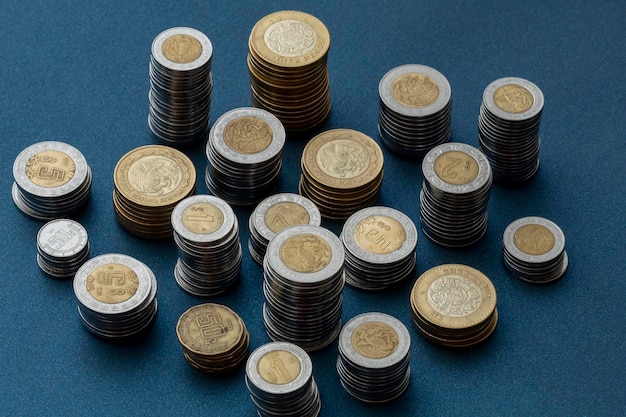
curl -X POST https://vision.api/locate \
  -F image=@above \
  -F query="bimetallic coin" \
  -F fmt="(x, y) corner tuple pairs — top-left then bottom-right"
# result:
(483, 77), (544, 122)
(152, 27), (213, 73)
(422, 142), (491, 194)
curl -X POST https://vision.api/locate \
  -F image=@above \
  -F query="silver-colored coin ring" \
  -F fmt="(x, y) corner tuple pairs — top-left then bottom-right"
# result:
(502, 216), (565, 264)
(252, 193), (321, 243)
(483, 77), (544, 122)
(151, 27), (213, 72)
(171, 194), (236, 244)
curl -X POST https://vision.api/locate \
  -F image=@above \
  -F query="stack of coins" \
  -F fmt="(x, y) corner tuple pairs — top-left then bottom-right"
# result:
(248, 10), (331, 133)
(420, 142), (492, 247)
(341, 206), (418, 290)
(299, 129), (384, 221)
(36, 219), (89, 279)
(248, 193), (321, 265)
(205, 107), (286, 205)
(73, 254), (158, 339)
(337, 312), (411, 403)
(410, 264), (498, 348)
(149, 27), (214, 145)
(113, 145), (196, 239)
(478, 77), (544, 183)
(246, 342), (321, 417)
(176, 303), (249, 373)
(263, 225), (345, 352)
(171, 195), (242, 296)
(378, 64), (452, 157)
(502, 216), (568, 283)
(12, 141), (92, 220)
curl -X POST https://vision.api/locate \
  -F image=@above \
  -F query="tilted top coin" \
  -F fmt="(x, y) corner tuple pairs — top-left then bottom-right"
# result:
(37, 219), (89, 259)
(483, 77), (544, 121)
(152, 27), (213, 71)
(176, 303), (244, 355)
(246, 341), (312, 395)
(171, 195), (236, 243)
(503, 216), (565, 264)
(422, 142), (491, 194)
(252, 193), (321, 241)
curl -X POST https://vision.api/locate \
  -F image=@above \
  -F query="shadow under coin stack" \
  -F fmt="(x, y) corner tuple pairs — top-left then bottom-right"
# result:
(420, 142), (492, 247)
(113, 145), (196, 239)
(246, 342), (321, 417)
(149, 27), (214, 145)
(73, 254), (158, 339)
(248, 10), (331, 134)
(12, 141), (92, 220)
(503, 216), (568, 283)
(378, 64), (452, 157)
(299, 129), (384, 221)
(176, 303), (249, 373)
(205, 107), (285, 205)
(263, 225), (345, 352)
(478, 77), (544, 183)
(171, 195), (242, 296)
(36, 219), (89, 280)
(410, 264), (498, 348)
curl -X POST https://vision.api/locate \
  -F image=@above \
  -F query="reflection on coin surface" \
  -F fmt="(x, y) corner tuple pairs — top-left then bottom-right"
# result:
(391, 72), (439, 108)
(351, 321), (399, 359)
(257, 349), (302, 384)
(354, 215), (405, 255)
(514, 224), (555, 255)
(493, 84), (534, 114)
(264, 19), (317, 58)
(279, 234), (332, 273)
(427, 274), (482, 317)
(181, 202), (224, 235)
(316, 139), (370, 179)
(86, 263), (139, 304)
(434, 151), (479, 185)
(161, 34), (203, 63)
(26, 150), (76, 188)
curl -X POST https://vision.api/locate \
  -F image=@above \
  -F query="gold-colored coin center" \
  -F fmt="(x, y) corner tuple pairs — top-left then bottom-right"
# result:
(434, 151), (479, 185)
(354, 215), (406, 254)
(279, 233), (332, 273)
(391, 72), (440, 108)
(86, 263), (139, 304)
(223, 116), (273, 154)
(182, 202), (224, 234)
(161, 34), (202, 63)
(26, 150), (76, 188)
(257, 350), (302, 384)
(264, 202), (310, 234)
(178, 304), (241, 354)
(427, 274), (482, 318)
(351, 321), (399, 359)
(128, 155), (183, 196)
(514, 224), (555, 255)
(264, 19), (317, 57)
(316, 139), (371, 179)
(493, 84), (534, 114)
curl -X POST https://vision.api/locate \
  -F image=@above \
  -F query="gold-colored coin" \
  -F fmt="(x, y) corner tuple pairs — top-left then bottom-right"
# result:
(391, 72), (439, 108)
(223, 116), (273, 154)
(265, 202), (310, 233)
(86, 263), (139, 304)
(176, 303), (244, 355)
(514, 224), (555, 255)
(257, 349), (302, 384)
(493, 83), (534, 114)
(161, 34), (203, 64)
(181, 202), (224, 234)
(351, 321), (399, 359)
(26, 150), (76, 188)
(279, 233), (332, 273)
(433, 150), (479, 185)
(354, 215), (406, 255)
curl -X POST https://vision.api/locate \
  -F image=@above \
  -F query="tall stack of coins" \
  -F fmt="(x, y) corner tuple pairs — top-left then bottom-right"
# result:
(12, 141), (92, 220)
(337, 312), (411, 403)
(299, 129), (384, 221)
(248, 193), (321, 265)
(410, 264), (498, 348)
(73, 254), (158, 339)
(263, 225), (345, 352)
(478, 77), (544, 183)
(502, 216), (568, 283)
(113, 145), (196, 239)
(149, 27), (214, 145)
(171, 195), (242, 296)
(205, 107), (285, 205)
(248, 10), (331, 133)
(36, 219), (89, 279)
(378, 64), (452, 157)
(176, 303), (249, 373)
(246, 342), (321, 417)
(420, 142), (492, 247)
(341, 206), (418, 290)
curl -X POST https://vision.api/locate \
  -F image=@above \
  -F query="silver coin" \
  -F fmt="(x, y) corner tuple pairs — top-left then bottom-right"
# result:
(483, 77), (544, 122)
(37, 219), (88, 259)
(151, 27), (213, 72)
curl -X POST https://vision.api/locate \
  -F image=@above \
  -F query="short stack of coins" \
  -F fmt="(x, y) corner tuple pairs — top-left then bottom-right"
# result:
(263, 225), (345, 352)
(341, 206), (418, 290)
(337, 312), (411, 403)
(248, 10), (331, 134)
(246, 342), (321, 417)
(148, 27), (214, 145)
(478, 77), (544, 183)
(12, 141), (92, 220)
(176, 303), (249, 373)
(502, 216), (568, 283)
(378, 64), (452, 157)
(299, 128), (384, 221)
(205, 107), (285, 205)
(248, 193), (321, 265)
(36, 219), (89, 279)
(113, 144), (196, 239)
(420, 142), (492, 247)
(73, 254), (158, 339)
(410, 264), (498, 348)
(171, 195), (242, 296)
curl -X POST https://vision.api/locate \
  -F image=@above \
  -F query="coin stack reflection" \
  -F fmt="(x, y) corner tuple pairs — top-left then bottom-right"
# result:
(246, 342), (321, 417)
(37, 219), (89, 279)
(263, 225), (345, 352)
(171, 195), (242, 296)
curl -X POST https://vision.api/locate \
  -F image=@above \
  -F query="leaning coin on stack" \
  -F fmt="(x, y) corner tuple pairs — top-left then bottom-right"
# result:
(36, 219), (89, 279)
(410, 264), (498, 348)
(246, 341), (322, 417)
(420, 142), (492, 247)
(248, 10), (331, 134)
(502, 216), (568, 283)
(248, 193), (321, 265)
(176, 303), (249, 373)
(113, 144), (196, 239)
(341, 206), (418, 290)
(73, 254), (158, 339)
(299, 128), (384, 221)
(205, 107), (285, 205)
(148, 27), (214, 145)
(263, 225), (345, 352)
(171, 195), (242, 296)
(12, 141), (92, 220)
(337, 312), (411, 403)
(478, 77), (544, 183)
(378, 64), (452, 157)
